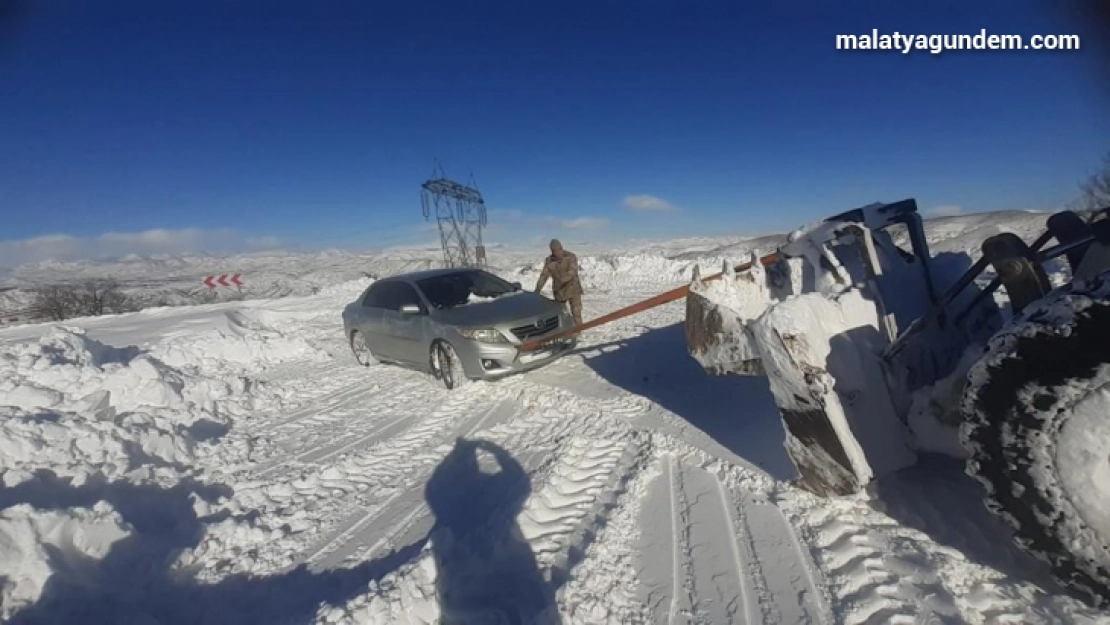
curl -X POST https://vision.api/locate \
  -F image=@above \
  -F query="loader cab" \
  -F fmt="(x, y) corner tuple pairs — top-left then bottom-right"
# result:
(825, 199), (941, 299)
(787, 199), (1009, 414)
(795, 198), (954, 343)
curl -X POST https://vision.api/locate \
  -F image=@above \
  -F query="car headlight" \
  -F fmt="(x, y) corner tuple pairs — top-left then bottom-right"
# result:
(459, 328), (509, 343)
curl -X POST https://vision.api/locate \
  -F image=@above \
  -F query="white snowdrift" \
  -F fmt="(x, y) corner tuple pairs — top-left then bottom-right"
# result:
(0, 325), (288, 617)
(0, 328), (224, 483)
(0, 502), (131, 620)
(151, 310), (330, 370)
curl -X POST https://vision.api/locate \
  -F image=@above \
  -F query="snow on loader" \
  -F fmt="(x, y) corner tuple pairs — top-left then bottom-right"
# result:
(685, 198), (1110, 607)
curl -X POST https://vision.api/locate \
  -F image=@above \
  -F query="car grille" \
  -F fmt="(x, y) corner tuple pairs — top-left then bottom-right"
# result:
(510, 315), (560, 341)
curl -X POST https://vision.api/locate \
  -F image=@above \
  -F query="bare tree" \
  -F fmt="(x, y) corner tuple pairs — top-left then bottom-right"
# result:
(75, 279), (124, 316)
(103, 286), (136, 313)
(30, 280), (135, 321)
(194, 288), (220, 304)
(1079, 152), (1110, 210)
(31, 285), (79, 321)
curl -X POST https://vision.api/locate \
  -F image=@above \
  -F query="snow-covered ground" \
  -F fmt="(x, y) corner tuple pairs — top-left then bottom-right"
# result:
(1, 210), (1108, 624)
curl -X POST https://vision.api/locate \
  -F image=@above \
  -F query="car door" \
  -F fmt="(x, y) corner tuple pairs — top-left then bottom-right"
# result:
(379, 282), (429, 365)
(353, 283), (389, 356)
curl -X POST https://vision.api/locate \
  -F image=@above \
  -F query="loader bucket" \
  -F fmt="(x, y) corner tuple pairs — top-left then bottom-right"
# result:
(684, 252), (918, 496)
(685, 289), (764, 375)
(748, 289), (918, 495)
(684, 254), (786, 376)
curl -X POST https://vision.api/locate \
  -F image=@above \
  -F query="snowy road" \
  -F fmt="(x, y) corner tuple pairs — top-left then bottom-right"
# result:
(2, 269), (1108, 624)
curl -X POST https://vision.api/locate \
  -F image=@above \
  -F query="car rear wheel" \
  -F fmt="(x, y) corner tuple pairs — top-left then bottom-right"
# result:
(350, 330), (377, 366)
(431, 340), (469, 390)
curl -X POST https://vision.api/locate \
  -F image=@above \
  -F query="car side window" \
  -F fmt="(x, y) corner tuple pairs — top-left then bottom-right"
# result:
(392, 283), (425, 312)
(362, 283), (387, 308)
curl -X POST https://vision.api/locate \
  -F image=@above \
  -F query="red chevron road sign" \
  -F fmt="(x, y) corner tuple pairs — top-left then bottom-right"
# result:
(204, 274), (243, 289)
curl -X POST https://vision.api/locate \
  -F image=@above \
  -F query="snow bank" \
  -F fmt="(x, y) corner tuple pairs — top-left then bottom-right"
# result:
(151, 310), (330, 370)
(502, 254), (705, 297)
(913, 210), (1050, 258)
(314, 277), (374, 301)
(576, 254), (701, 290)
(0, 323), (294, 618)
(0, 502), (131, 619)
(0, 327), (280, 486)
(0, 403), (195, 487)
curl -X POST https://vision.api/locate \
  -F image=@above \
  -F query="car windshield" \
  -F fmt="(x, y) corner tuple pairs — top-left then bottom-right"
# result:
(417, 270), (518, 310)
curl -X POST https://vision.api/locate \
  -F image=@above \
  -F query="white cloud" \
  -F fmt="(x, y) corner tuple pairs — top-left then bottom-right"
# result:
(622, 194), (676, 212)
(561, 217), (609, 230)
(0, 228), (286, 267)
(480, 209), (610, 233)
(923, 205), (964, 218)
(539, 216), (609, 231)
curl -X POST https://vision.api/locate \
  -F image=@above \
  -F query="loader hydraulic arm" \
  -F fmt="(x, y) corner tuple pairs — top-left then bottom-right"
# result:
(518, 251), (781, 351)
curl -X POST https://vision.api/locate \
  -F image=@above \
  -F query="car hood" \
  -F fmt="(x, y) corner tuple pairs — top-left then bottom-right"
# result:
(433, 292), (563, 327)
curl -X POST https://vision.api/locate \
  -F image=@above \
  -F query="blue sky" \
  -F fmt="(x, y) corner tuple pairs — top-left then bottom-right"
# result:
(1, 0), (1107, 264)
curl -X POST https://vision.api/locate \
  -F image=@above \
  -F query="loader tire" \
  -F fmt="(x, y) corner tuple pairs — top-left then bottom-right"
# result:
(961, 276), (1110, 609)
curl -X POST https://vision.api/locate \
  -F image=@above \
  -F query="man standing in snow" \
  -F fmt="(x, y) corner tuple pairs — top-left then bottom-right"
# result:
(534, 238), (583, 326)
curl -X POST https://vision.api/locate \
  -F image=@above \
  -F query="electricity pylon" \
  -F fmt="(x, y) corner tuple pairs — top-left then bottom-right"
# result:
(421, 163), (488, 268)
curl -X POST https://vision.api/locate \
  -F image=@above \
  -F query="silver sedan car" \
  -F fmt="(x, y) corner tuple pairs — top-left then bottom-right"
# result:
(341, 268), (578, 388)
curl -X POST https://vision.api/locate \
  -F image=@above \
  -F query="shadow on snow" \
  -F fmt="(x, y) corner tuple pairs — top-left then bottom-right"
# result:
(4, 437), (561, 625)
(578, 322), (797, 481)
(426, 438), (560, 625)
(2, 472), (423, 625)
(870, 454), (1073, 601)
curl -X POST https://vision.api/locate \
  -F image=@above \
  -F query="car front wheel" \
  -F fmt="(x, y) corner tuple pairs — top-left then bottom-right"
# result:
(350, 330), (377, 366)
(431, 340), (470, 390)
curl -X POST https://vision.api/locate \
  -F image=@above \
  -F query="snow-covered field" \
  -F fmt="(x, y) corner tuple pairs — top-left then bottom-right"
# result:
(1, 210), (1108, 624)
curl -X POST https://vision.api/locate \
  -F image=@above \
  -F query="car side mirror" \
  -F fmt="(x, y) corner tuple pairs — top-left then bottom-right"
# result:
(511, 281), (522, 291)
(400, 303), (422, 315)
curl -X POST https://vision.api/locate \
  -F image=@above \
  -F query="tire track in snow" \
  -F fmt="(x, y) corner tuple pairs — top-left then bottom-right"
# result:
(637, 453), (684, 625)
(674, 461), (757, 624)
(802, 459), (1104, 625)
(734, 487), (828, 624)
(296, 388), (513, 570)
(258, 361), (366, 416)
(265, 373), (395, 430)
(337, 431), (650, 623)
(806, 504), (958, 625)
(304, 395), (524, 571)
(253, 409), (416, 480)
(305, 394), (597, 572)
(639, 453), (827, 625)
(271, 383), (370, 427)
(638, 454), (759, 625)
(251, 377), (429, 479)
(307, 382), (648, 578)
(227, 383), (500, 573)
(519, 434), (643, 577)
